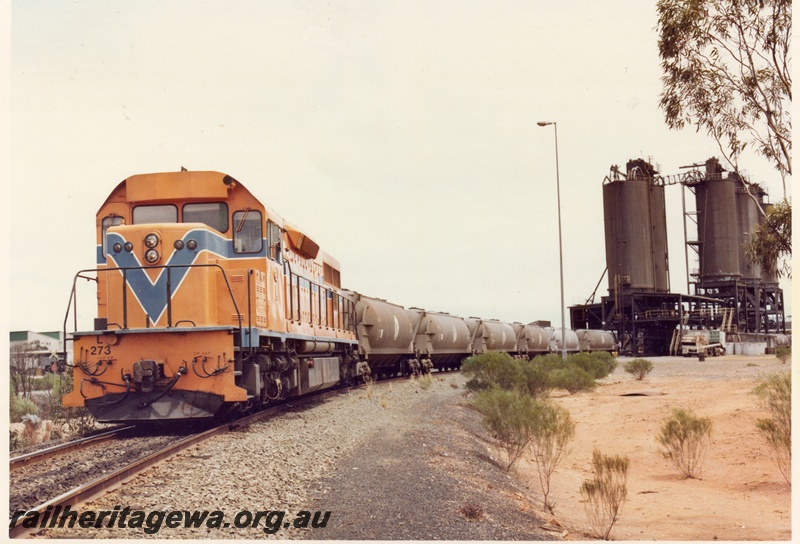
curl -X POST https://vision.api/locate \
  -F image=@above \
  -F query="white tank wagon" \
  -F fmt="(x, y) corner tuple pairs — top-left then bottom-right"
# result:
(576, 329), (617, 353)
(516, 323), (551, 357)
(772, 334), (791, 348)
(472, 319), (518, 354)
(343, 291), (423, 378)
(547, 327), (580, 354)
(410, 309), (473, 371)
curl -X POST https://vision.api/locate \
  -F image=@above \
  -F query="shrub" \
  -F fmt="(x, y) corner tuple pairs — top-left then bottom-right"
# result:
(549, 364), (595, 394)
(461, 352), (523, 393)
(41, 372), (96, 439)
(588, 351), (618, 378)
(529, 353), (567, 374)
(10, 392), (38, 423)
(656, 408), (712, 478)
(753, 372), (791, 484)
(580, 449), (630, 540)
(518, 359), (552, 398)
(623, 359), (654, 380)
(775, 347), (791, 365)
(472, 387), (539, 470)
(529, 400), (575, 511)
(30, 373), (61, 391)
(569, 352), (617, 380)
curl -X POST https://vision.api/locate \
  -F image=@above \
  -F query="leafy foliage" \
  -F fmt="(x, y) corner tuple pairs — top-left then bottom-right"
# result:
(10, 391), (38, 424)
(745, 200), (792, 279)
(657, 408), (713, 478)
(569, 352), (617, 380)
(623, 359), (654, 380)
(529, 353), (569, 373)
(517, 359), (553, 398)
(461, 352), (523, 393)
(580, 449), (630, 540)
(753, 372), (791, 484)
(657, 0), (792, 191)
(548, 365), (595, 394)
(472, 387), (541, 470)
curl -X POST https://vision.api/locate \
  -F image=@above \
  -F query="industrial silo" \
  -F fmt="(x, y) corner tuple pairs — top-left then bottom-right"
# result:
(603, 159), (670, 295)
(735, 182), (767, 282)
(694, 162), (741, 283)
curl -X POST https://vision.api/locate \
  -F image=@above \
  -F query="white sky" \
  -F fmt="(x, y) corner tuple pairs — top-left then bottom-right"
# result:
(4, 0), (793, 333)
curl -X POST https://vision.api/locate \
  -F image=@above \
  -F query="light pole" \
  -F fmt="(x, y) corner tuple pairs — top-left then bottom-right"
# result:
(537, 121), (567, 359)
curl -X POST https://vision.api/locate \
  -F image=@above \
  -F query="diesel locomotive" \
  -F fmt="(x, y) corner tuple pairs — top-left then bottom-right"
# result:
(63, 170), (614, 423)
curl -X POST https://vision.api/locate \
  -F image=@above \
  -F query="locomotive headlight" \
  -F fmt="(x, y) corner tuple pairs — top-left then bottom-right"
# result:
(187, 239), (198, 250)
(144, 233), (159, 248)
(174, 240), (185, 250)
(112, 243), (122, 253)
(144, 249), (160, 264)
(124, 242), (134, 252)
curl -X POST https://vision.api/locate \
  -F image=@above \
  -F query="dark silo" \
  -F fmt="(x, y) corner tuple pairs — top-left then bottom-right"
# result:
(603, 159), (669, 295)
(736, 182), (767, 282)
(695, 159), (741, 282)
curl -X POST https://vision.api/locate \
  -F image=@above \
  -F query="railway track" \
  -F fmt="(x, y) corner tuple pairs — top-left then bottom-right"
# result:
(8, 377), (400, 539)
(10, 426), (135, 472)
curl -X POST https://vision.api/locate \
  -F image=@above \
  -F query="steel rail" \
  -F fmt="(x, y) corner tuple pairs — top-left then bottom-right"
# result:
(7, 383), (361, 539)
(10, 426), (136, 472)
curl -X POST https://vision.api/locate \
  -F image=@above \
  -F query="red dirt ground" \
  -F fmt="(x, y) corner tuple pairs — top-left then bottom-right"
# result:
(515, 355), (792, 541)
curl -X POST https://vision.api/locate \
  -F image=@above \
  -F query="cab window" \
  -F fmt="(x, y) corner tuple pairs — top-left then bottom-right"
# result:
(267, 220), (282, 263)
(132, 205), (178, 224)
(102, 215), (124, 256)
(183, 202), (228, 232)
(233, 210), (263, 253)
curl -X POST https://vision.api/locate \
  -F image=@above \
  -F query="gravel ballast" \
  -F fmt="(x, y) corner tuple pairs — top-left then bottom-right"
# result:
(30, 375), (552, 540)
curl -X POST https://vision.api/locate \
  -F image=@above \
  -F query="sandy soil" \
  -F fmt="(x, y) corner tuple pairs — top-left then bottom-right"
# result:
(515, 354), (792, 541)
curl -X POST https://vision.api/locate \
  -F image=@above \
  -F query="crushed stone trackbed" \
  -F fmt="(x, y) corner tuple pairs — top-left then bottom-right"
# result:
(33, 375), (553, 540)
(304, 377), (553, 540)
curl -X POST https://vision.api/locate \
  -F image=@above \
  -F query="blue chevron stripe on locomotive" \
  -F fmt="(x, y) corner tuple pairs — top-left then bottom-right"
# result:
(104, 229), (266, 325)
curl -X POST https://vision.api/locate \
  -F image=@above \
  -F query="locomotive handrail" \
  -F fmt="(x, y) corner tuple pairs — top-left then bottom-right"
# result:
(63, 264), (243, 362)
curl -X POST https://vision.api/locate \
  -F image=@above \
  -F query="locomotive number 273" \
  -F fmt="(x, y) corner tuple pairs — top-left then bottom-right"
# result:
(90, 345), (112, 356)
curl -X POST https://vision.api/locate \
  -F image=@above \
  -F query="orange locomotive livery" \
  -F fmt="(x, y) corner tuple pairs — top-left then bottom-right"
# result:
(63, 171), (362, 422)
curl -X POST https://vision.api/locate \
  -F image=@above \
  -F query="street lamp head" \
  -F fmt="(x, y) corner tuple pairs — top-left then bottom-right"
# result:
(537, 121), (554, 126)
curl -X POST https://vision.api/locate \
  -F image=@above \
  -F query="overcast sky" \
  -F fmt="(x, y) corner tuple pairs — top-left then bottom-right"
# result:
(5, 0), (792, 333)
